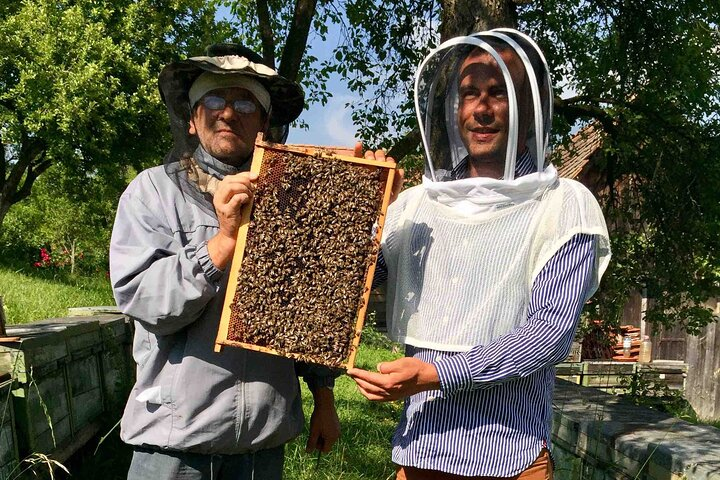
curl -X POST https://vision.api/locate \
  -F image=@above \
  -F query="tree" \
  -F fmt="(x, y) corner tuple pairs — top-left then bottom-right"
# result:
(0, 160), (125, 274)
(222, 0), (720, 332)
(0, 0), (235, 234)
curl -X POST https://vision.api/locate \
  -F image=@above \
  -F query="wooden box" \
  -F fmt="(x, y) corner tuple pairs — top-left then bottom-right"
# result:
(0, 327), (73, 456)
(28, 318), (105, 437)
(216, 135), (397, 369)
(581, 361), (636, 391)
(0, 378), (19, 479)
(98, 315), (133, 411)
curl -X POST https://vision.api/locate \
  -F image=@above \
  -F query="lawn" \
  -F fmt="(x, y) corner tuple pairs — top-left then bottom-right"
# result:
(0, 265), (114, 325)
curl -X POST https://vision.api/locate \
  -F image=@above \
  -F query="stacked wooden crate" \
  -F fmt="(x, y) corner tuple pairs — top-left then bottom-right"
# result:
(0, 314), (131, 465)
(555, 360), (687, 393)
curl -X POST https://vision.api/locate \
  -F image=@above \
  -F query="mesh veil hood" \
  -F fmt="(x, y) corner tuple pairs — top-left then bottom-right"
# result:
(158, 44), (304, 213)
(414, 29), (553, 183)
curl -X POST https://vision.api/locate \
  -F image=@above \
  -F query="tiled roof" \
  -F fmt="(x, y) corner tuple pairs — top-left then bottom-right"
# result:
(555, 124), (603, 179)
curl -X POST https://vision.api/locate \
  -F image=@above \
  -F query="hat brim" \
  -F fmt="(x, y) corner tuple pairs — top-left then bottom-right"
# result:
(159, 56), (305, 127)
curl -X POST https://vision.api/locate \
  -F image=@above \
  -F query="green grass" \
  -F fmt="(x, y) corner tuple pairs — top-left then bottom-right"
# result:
(285, 339), (403, 480)
(0, 265), (114, 324)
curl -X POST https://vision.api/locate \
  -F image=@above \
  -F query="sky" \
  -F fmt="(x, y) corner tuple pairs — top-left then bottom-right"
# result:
(287, 84), (360, 148)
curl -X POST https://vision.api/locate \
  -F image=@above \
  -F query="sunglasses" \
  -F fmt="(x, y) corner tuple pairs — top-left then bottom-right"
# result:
(200, 95), (258, 114)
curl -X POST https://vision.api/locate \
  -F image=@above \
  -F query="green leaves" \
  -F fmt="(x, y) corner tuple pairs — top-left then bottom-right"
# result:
(0, 0), (234, 258)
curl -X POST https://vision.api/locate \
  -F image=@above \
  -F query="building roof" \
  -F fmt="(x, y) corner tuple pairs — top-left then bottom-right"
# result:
(555, 123), (603, 179)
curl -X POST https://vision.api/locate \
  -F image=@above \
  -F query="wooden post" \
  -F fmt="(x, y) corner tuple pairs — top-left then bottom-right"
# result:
(685, 298), (720, 421)
(0, 296), (6, 337)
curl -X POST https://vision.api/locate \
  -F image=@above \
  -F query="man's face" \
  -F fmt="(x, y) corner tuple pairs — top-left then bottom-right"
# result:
(189, 87), (268, 166)
(457, 48), (531, 169)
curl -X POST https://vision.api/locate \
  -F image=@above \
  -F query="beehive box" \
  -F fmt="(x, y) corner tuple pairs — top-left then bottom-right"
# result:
(0, 327), (73, 456)
(581, 361), (636, 391)
(97, 315), (133, 411)
(28, 318), (105, 437)
(0, 377), (19, 479)
(216, 134), (397, 369)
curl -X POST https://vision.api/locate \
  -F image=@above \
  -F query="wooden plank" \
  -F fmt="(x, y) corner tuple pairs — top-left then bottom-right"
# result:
(0, 296), (6, 337)
(0, 379), (19, 474)
(257, 138), (392, 168)
(215, 140), (265, 354)
(346, 166), (395, 369)
(686, 317), (720, 420)
(67, 306), (121, 317)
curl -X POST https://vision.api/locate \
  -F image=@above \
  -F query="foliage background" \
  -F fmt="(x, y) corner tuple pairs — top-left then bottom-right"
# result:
(1, 0), (719, 334)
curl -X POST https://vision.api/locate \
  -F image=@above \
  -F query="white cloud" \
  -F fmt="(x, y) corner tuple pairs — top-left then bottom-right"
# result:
(321, 94), (359, 146)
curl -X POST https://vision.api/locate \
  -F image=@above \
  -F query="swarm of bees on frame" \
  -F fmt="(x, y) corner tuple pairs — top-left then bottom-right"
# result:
(228, 150), (384, 368)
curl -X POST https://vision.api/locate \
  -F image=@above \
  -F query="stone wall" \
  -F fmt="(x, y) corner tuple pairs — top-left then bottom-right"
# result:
(552, 380), (720, 480)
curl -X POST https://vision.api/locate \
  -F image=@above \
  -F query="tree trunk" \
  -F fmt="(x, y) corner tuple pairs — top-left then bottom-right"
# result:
(0, 198), (10, 238)
(440, 0), (517, 41)
(278, 0), (318, 82)
(256, 0), (276, 68)
(70, 239), (76, 276)
(0, 131), (50, 235)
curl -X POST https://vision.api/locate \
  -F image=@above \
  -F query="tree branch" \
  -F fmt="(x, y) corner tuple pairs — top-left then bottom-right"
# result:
(0, 131), (6, 183)
(278, 0), (318, 81)
(256, 0), (276, 69)
(3, 132), (47, 202)
(553, 96), (617, 135)
(12, 152), (51, 204)
(387, 128), (421, 163)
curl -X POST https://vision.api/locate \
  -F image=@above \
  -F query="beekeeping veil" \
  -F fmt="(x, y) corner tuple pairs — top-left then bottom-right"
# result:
(415, 29), (556, 201)
(158, 44), (304, 213)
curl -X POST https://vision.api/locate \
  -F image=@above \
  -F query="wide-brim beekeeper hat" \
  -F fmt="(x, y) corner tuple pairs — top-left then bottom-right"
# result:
(159, 43), (304, 154)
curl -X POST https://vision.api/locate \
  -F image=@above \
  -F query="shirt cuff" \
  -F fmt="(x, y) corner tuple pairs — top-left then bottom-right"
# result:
(434, 353), (474, 395)
(196, 240), (224, 284)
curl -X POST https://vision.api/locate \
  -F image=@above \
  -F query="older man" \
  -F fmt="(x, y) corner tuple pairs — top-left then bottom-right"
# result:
(349, 30), (611, 479)
(110, 44), (339, 480)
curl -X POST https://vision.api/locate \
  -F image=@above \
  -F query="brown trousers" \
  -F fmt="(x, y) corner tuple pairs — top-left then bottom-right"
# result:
(396, 449), (552, 480)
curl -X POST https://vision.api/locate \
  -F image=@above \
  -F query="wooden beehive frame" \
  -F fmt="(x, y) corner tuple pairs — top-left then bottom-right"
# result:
(215, 133), (397, 369)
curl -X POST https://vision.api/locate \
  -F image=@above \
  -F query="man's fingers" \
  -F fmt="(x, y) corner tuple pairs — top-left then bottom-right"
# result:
(354, 141), (363, 158)
(216, 183), (255, 205)
(306, 433), (318, 452)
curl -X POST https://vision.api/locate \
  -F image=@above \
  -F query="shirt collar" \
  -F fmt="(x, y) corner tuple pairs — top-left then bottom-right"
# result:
(450, 150), (537, 181)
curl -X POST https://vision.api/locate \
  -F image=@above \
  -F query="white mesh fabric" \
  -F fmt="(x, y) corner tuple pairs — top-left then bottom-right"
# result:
(381, 179), (610, 351)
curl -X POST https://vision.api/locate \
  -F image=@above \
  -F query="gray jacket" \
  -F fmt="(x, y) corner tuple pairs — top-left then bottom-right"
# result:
(110, 158), (305, 454)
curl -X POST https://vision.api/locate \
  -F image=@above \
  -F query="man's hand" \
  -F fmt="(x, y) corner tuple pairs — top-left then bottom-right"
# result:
(207, 171), (258, 269)
(354, 142), (404, 204)
(306, 387), (340, 453)
(347, 357), (441, 402)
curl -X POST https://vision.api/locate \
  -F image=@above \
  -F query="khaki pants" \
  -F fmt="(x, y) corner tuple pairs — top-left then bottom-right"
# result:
(396, 448), (552, 480)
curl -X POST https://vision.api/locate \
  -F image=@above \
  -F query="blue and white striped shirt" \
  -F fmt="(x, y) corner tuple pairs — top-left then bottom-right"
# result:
(373, 151), (598, 476)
